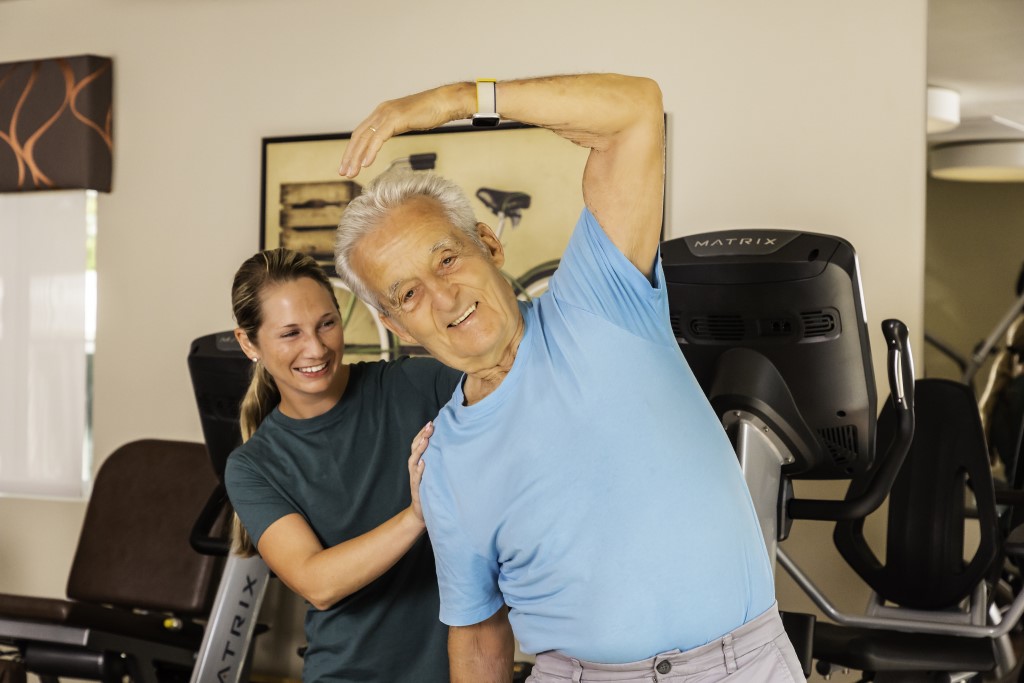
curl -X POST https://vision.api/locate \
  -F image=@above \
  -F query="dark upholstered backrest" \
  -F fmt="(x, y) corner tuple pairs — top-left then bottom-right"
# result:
(834, 379), (1000, 610)
(66, 439), (223, 616)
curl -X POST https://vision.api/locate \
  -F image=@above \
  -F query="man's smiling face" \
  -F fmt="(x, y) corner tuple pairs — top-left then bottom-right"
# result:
(351, 195), (524, 375)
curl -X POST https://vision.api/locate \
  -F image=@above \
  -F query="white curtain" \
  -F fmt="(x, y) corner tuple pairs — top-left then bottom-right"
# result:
(0, 190), (91, 498)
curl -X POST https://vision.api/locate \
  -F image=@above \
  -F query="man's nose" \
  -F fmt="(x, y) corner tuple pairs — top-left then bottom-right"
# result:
(430, 277), (459, 310)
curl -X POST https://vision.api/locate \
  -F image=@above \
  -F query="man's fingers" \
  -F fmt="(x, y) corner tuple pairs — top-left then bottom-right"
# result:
(340, 121), (381, 177)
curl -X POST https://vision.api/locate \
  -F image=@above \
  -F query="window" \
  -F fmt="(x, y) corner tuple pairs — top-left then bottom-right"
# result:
(0, 190), (95, 498)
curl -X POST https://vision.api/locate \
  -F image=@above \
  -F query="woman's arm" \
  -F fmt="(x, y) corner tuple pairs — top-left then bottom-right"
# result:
(257, 422), (434, 610)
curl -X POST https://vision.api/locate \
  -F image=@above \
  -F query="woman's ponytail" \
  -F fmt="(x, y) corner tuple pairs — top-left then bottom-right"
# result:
(231, 362), (280, 557)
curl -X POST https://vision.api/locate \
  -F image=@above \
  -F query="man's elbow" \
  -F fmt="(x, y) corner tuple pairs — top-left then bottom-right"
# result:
(636, 76), (663, 103)
(608, 76), (663, 139)
(620, 75), (663, 118)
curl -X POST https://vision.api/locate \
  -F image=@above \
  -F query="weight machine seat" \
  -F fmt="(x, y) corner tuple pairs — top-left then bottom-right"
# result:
(0, 439), (225, 679)
(813, 622), (996, 673)
(834, 378), (1000, 611)
(0, 594), (202, 649)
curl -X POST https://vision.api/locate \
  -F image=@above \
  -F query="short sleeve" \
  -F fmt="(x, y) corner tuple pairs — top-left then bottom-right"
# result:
(420, 469), (505, 626)
(224, 450), (298, 548)
(548, 208), (672, 342)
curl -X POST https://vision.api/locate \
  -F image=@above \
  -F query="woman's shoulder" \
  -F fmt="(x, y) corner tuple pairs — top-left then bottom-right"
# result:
(223, 438), (266, 493)
(223, 413), (287, 481)
(352, 356), (458, 391)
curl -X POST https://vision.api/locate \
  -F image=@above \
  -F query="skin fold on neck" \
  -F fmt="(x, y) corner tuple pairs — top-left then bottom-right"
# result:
(460, 313), (525, 405)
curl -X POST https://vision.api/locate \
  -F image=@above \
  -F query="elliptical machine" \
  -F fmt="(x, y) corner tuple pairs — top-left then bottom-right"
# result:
(661, 230), (1024, 681)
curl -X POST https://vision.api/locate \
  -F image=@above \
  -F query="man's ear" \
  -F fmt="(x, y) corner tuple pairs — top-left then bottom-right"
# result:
(235, 328), (258, 361)
(379, 313), (417, 345)
(476, 223), (505, 269)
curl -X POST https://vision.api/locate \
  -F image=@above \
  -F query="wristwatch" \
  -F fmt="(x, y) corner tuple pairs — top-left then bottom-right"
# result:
(472, 79), (500, 127)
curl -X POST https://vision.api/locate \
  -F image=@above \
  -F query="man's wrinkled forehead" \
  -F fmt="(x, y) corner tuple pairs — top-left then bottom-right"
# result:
(353, 198), (446, 264)
(369, 210), (468, 266)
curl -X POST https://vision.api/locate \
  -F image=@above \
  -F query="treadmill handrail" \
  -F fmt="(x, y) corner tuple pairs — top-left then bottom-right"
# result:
(189, 484), (231, 557)
(788, 319), (916, 521)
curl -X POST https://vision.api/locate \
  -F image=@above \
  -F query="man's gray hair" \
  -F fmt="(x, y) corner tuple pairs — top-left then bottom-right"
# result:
(335, 171), (485, 312)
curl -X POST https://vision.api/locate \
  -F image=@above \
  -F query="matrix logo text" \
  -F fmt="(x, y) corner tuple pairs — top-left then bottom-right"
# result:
(693, 237), (779, 247)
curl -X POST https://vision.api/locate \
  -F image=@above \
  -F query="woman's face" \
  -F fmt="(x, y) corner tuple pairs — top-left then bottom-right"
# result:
(237, 277), (348, 419)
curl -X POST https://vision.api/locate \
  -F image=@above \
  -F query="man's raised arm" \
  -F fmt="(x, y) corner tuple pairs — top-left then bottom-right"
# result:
(338, 73), (665, 277)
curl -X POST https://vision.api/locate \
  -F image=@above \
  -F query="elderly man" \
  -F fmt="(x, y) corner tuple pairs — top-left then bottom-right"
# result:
(334, 74), (803, 683)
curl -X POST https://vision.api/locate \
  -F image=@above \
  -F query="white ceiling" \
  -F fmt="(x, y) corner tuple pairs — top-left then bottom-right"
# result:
(927, 0), (1024, 144)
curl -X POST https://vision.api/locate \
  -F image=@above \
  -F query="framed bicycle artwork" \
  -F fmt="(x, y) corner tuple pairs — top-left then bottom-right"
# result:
(261, 123), (585, 362)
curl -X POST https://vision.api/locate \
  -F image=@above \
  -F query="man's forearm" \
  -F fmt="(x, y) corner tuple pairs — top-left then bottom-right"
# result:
(494, 74), (661, 147)
(448, 606), (514, 683)
(339, 73), (660, 178)
(416, 74), (659, 150)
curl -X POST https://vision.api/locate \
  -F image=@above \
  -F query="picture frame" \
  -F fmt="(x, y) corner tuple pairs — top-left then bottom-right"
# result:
(260, 123), (591, 361)
(259, 123), (592, 277)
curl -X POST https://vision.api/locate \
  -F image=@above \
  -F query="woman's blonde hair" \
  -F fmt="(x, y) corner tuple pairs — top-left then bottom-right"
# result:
(229, 248), (339, 556)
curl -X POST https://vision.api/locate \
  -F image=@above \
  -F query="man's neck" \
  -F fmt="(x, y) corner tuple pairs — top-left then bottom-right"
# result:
(462, 324), (525, 406)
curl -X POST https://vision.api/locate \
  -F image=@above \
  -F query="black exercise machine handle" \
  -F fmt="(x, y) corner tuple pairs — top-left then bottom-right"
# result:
(407, 153), (437, 171)
(788, 319), (916, 521)
(190, 483), (232, 556)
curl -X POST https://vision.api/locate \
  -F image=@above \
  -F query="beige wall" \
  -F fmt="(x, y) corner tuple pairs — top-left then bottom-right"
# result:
(924, 177), (1024, 382)
(0, 1), (927, 680)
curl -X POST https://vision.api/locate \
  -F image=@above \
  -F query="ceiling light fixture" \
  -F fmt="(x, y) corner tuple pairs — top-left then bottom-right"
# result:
(927, 86), (960, 134)
(930, 141), (1024, 182)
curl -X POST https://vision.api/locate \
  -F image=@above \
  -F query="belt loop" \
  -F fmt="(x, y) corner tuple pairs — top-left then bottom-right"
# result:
(722, 632), (738, 673)
(571, 657), (583, 683)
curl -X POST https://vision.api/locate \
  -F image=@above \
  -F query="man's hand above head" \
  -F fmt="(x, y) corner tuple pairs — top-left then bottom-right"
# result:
(339, 83), (473, 179)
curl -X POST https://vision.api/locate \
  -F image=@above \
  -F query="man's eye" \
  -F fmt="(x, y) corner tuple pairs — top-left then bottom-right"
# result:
(441, 255), (456, 267)
(393, 286), (419, 312)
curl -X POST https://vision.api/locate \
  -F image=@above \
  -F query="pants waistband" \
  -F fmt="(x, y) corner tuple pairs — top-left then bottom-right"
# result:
(534, 603), (785, 681)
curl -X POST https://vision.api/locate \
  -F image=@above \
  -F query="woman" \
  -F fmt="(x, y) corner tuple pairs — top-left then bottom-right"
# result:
(224, 248), (459, 682)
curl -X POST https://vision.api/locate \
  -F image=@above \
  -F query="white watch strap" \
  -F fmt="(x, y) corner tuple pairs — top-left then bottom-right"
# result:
(476, 79), (497, 115)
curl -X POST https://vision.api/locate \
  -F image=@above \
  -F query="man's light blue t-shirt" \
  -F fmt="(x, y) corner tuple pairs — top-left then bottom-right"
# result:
(419, 209), (775, 664)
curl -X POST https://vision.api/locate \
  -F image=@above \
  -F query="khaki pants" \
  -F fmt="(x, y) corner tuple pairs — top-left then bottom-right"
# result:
(527, 603), (805, 682)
